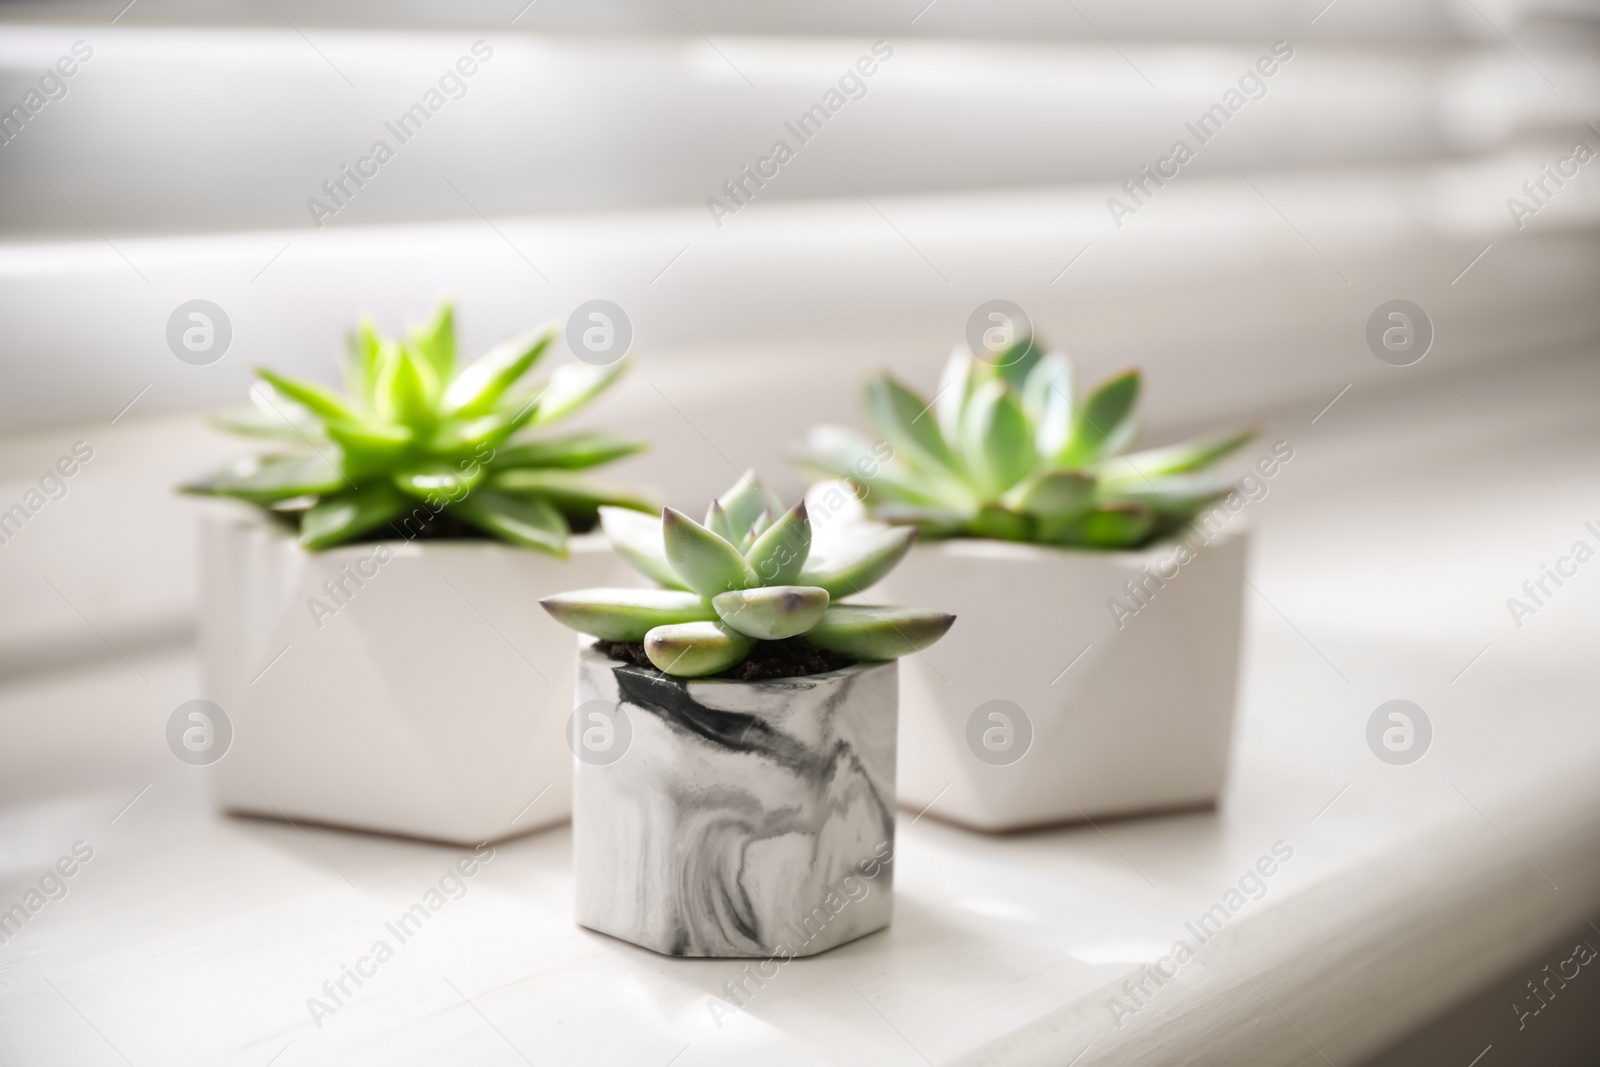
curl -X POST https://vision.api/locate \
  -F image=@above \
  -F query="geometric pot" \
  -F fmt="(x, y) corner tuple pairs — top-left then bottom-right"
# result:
(874, 528), (1248, 832)
(571, 645), (898, 957)
(198, 505), (629, 844)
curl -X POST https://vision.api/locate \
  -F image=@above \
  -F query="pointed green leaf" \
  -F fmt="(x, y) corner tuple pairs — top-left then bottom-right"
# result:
(661, 507), (758, 598)
(209, 407), (327, 444)
(959, 380), (1034, 497)
(805, 605), (955, 661)
(705, 499), (739, 544)
(1022, 353), (1074, 461)
(1045, 504), (1155, 548)
(744, 507), (774, 547)
(1058, 370), (1140, 468)
(442, 326), (555, 418)
(966, 506), (1034, 542)
(450, 488), (569, 556)
(713, 585), (829, 640)
(182, 453), (344, 505)
(864, 374), (960, 474)
(527, 358), (629, 427)
(714, 472), (786, 539)
(392, 460), (486, 500)
(340, 317), (385, 407)
(256, 368), (359, 423)
(795, 426), (962, 508)
(644, 621), (754, 677)
(299, 483), (410, 549)
(600, 506), (688, 591)
(1002, 469), (1096, 519)
(1099, 429), (1255, 485)
(798, 524), (917, 598)
(1102, 473), (1231, 519)
(933, 348), (974, 447)
(491, 431), (644, 471)
(990, 335), (1042, 390)
(375, 344), (437, 429)
(541, 588), (715, 642)
(407, 301), (456, 385)
(324, 418), (413, 478)
(493, 468), (657, 521)
(744, 502), (811, 585)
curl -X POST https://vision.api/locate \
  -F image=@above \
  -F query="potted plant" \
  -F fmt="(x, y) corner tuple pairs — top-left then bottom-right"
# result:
(184, 302), (654, 843)
(541, 473), (953, 957)
(796, 337), (1257, 832)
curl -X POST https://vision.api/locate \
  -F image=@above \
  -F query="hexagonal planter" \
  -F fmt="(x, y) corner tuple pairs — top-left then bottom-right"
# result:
(571, 645), (898, 957)
(874, 529), (1248, 832)
(198, 506), (630, 844)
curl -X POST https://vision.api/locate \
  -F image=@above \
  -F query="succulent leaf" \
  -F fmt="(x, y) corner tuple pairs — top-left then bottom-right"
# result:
(528, 358), (630, 427)
(1099, 429), (1255, 485)
(714, 472), (786, 540)
(804, 605), (956, 661)
(1003, 469), (1096, 520)
(209, 406), (328, 444)
(712, 585), (829, 640)
(391, 461), (486, 500)
(341, 317), (385, 407)
(299, 483), (410, 549)
(990, 335), (1042, 390)
(959, 380), (1034, 496)
(644, 621), (755, 677)
(492, 431), (644, 471)
(1022, 353), (1074, 460)
(933, 348), (974, 447)
(406, 301), (456, 386)
(494, 468), (656, 520)
(865, 374), (961, 475)
(705, 499), (738, 544)
(451, 488), (569, 555)
(798, 524), (916, 598)
(662, 507), (758, 598)
(541, 588), (714, 641)
(744, 502), (810, 585)
(795, 426), (951, 506)
(441, 327), (554, 418)
(600, 506), (689, 590)
(256, 369), (360, 423)
(966, 506), (1034, 542)
(1102, 473), (1231, 519)
(1044, 504), (1155, 548)
(1058, 370), (1140, 468)
(181, 453), (344, 504)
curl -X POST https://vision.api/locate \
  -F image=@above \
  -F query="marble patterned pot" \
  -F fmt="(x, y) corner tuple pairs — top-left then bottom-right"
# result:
(199, 505), (629, 844)
(874, 528), (1248, 832)
(572, 645), (898, 958)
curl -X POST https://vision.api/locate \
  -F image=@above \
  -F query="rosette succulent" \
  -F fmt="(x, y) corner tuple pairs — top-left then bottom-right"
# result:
(796, 337), (1253, 548)
(541, 473), (955, 678)
(184, 302), (653, 553)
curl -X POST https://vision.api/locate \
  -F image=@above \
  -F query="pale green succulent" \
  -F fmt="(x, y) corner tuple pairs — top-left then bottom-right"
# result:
(542, 473), (955, 678)
(796, 337), (1253, 548)
(183, 302), (653, 552)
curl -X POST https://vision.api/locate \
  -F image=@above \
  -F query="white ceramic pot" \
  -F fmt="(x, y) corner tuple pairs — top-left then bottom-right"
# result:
(874, 529), (1248, 832)
(198, 506), (629, 844)
(571, 645), (898, 958)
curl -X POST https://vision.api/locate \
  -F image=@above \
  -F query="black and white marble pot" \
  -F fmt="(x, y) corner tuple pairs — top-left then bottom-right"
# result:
(572, 644), (899, 958)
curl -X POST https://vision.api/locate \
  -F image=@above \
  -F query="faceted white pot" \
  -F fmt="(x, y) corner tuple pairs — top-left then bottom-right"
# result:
(874, 529), (1248, 832)
(198, 506), (629, 844)
(572, 645), (898, 958)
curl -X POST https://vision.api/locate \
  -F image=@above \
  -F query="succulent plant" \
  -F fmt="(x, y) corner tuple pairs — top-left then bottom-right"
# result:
(796, 337), (1253, 549)
(542, 472), (955, 678)
(183, 302), (654, 552)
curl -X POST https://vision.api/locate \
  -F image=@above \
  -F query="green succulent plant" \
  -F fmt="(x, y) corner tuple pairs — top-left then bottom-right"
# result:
(183, 302), (654, 553)
(542, 472), (955, 678)
(796, 337), (1253, 549)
